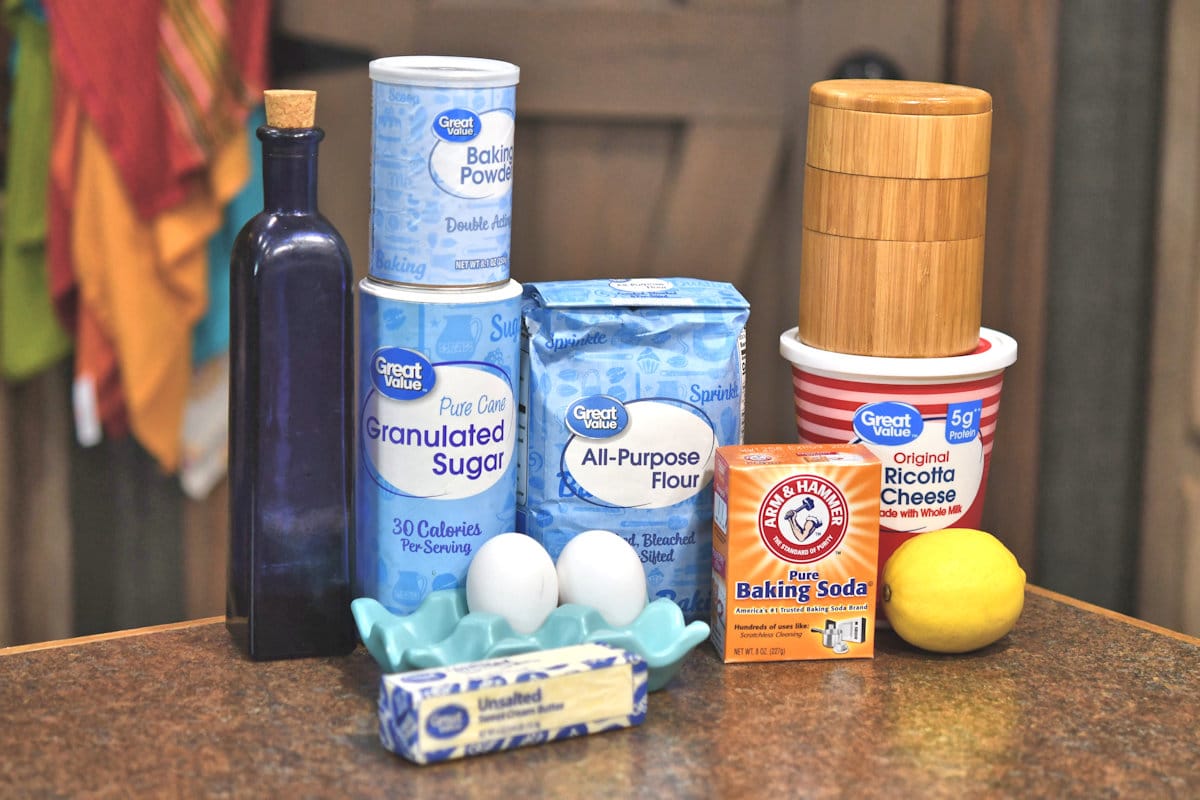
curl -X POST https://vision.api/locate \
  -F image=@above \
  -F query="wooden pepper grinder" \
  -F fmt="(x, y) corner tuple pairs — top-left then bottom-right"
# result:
(797, 79), (993, 358)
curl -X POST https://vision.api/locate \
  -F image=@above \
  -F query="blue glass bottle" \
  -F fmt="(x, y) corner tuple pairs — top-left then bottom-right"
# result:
(227, 91), (355, 659)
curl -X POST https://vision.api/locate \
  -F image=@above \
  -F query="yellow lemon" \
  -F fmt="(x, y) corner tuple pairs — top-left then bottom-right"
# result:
(882, 528), (1026, 653)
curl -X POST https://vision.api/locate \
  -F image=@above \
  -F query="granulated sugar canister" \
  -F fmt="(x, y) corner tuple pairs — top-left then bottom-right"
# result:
(369, 56), (519, 288)
(798, 79), (992, 358)
(356, 278), (522, 614)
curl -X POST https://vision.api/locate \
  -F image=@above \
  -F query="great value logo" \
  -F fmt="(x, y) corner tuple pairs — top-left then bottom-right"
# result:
(398, 671), (448, 683)
(432, 109), (481, 143)
(564, 395), (629, 439)
(853, 401), (923, 446)
(372, 347), (435, 400)
(425, 703), (470, 739)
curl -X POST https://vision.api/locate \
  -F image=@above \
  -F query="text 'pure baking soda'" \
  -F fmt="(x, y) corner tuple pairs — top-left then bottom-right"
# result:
(356, 279), (522, 615)
(711, 444), (881, 662)
(518, 279), (750, 623)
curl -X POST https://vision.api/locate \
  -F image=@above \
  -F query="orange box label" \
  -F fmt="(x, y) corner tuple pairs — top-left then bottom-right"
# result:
(711, 443), (881, 662)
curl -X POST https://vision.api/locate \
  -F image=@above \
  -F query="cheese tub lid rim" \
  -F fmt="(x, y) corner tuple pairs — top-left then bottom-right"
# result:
(370, 55), (520, 87)
(780, 327), (1017, 380)
(809, 79), (991, 115)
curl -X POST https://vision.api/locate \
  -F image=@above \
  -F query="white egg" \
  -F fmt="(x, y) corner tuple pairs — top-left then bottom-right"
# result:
(555, 529), (648, 627)
(465, 533), (559, 635)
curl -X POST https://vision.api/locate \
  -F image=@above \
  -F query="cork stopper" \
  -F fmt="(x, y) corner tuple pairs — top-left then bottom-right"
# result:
(264, 89), (317, 129)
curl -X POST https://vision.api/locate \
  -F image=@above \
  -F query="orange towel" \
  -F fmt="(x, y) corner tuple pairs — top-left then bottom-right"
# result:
(71, 118), (249, 471)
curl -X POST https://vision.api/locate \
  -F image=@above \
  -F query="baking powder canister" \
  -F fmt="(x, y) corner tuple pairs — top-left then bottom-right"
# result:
(369, 56), (519, 288)
(357, 278), (523, 614)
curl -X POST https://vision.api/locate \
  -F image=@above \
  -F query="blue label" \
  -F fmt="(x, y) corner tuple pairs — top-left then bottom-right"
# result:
(399, 671), (448, 684)
(945, 399), (983, 444)
(425, 704), (470, 739)
(371, 347), (436, 400)
(433, 109), (481, 142)
(357, 285), (522, 617)
(370, 82), (515, 286)
(518, 279), (749, 625)
(853, 401), (923, 446)
(564, 396), (629, 439)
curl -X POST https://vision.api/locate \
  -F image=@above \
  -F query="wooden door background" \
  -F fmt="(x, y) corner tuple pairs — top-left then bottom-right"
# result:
(1140, 0), (1200, 635)
(1, 1), (1089, 643)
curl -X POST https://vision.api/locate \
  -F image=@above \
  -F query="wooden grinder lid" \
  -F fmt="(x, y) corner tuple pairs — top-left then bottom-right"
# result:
(806, 79), (992, 179)
(264, 89), (317, 128)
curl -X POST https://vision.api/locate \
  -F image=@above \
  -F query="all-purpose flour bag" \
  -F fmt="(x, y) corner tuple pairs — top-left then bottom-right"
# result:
(518, 278), (750, 622)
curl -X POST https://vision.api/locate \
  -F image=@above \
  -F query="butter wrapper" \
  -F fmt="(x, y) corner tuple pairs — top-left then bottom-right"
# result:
(377, 643), (648, 764)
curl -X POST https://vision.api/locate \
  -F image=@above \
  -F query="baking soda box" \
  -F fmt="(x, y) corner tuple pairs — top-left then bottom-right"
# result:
(711, 444), (881, 662)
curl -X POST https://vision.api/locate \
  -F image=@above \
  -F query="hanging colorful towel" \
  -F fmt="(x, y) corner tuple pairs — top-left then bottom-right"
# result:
(44, 0), (270, 468)
(1, 0), (72, 380)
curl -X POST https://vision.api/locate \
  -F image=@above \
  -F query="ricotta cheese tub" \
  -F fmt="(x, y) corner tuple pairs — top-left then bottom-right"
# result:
(779, 327), (1017, 600)
(518, 278), (750, 622)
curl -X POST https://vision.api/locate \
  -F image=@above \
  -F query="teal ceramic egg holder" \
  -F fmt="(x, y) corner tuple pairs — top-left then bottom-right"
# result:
(352, 589), (710, 692)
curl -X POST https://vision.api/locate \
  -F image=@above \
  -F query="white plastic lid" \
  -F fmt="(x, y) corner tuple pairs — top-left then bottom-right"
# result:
(359, 278), (522, 305)
(779, 327), (1017, 381)
(369, 56), (520, 88)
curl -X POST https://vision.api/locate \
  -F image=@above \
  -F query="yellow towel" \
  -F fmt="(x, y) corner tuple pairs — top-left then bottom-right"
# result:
(71, 118), (248, 471)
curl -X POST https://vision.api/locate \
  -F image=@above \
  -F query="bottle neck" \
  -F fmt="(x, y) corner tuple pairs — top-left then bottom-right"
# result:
(259, 126), (324, 213)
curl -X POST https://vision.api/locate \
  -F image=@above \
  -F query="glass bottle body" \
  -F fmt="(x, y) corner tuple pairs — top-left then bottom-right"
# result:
(227, 126), (355, 659)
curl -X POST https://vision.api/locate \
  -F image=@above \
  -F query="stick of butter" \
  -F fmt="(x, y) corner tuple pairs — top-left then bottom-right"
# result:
(377, 643), (648, 764)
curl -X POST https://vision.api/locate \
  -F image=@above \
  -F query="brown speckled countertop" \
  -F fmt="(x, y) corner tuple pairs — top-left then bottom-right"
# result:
(2, 587), (1197, 798)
